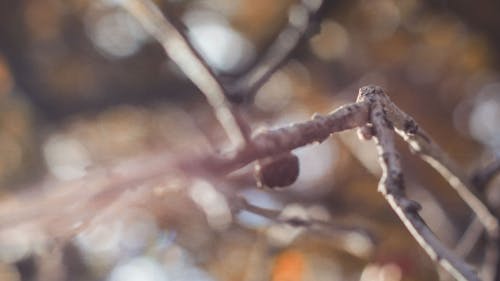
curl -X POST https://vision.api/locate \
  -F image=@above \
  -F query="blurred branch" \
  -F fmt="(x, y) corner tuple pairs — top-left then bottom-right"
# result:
(362, 87), (499, 239)
(454, 156), (500, 281)
(119, 0), (250, 147)
(358, 87), (479, 281)
(236, 197), (376, 244)
(0, 101), (370, 230)
(455, 218), (483, 258)
(472, 158), (500, 192)
(229, 0), (324, 102)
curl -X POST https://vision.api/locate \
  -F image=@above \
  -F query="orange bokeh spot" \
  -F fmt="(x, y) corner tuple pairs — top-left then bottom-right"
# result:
(272, 250), (306, 281)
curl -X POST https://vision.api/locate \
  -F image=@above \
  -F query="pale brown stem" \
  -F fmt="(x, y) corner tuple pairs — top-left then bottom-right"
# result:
(230, 0), (324, 100)
(236, 197), (375, 242)
(119, 0), (249, 147)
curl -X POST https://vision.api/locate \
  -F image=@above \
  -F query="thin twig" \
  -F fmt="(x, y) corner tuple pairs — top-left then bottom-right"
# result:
(359, 91), (479, 281)
(455, 156), (500, 281)
(472, 157), (500, 192)
(357, 86), (498, 238)
(481, 237), (499, 281)
(229, 0), (324, 101)
(236, 197), (375, 243)
(119, 0), (250, 147)
(453, 218), (499, 281)
(455, 218), (483, 258)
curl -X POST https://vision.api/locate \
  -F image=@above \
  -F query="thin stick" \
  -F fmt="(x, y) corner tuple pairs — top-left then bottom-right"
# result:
(472, 158), (500, 192)
(119, 0), (249, 147)
(364, 95), (479, 281)
(455, 218), (483, 257)
(230, 0), (324, 100)
(357, 86), (498, 238)
(237, 197), (375, 242)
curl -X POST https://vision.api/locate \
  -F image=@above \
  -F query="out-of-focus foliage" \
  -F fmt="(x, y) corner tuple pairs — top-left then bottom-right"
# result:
(0, 0), (500, 280)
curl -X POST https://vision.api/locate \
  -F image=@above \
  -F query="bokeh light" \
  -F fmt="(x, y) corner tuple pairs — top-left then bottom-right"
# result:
(183, 9), (255, 73)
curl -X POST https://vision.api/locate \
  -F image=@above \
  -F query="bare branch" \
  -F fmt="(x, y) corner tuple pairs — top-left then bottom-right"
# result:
(455, 218), (483, 258)
(472, 157), (500, 192)
(361, 93), (479, 281)
(119, 0), (250, 147)
(455, 156), (500, 281)
(229, 0), (324, 100)
(0, 83), (486, 280)
(357, 86), (499, 238)
(0, 101), (370, 230)
(196, 101), (371, 174)
(236, 197), (375, 244)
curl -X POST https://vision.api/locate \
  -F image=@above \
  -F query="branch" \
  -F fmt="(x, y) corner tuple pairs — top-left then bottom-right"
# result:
(118, 0), (250, 147)
(0, 101), (370, 230)
(455, 156), (500, 281)
(195, 101), (370, 174)
(235, 197), (376, 245)
(357, 86), (499, 238)
(360, 93), (479, 281)
(0, 84), (484, 280)
(472, 157), (500, 192)
(229, 0), (324, 101)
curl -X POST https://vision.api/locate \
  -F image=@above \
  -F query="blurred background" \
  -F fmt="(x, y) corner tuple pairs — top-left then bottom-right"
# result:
(0, 0), (500, 280)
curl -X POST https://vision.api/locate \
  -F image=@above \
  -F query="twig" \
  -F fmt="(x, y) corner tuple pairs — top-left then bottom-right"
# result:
(455, 218), (483, 258)
(359, 91), (479, 281)
(455, 156), (500, 281)
(453, 217), (499, 281)
(236, 197), (375, 243)
(357, 86), (498, 238)
(119, 0), (250, 147)
(229, 0), (324, 101)
(472, 158), (500, 192)
(481, 236), (499, 281)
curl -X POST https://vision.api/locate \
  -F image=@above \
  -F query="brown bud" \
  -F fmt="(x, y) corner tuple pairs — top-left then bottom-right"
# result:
(254, 152), (300, 189)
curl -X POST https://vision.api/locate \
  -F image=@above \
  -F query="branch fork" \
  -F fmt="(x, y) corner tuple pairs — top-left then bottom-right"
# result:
(356, 85), (496, 281)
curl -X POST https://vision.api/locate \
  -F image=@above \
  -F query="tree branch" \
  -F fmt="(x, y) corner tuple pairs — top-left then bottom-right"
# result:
(359, 91), (479, 281)
(472, 157), (500, 192)
(0, 85), (485, 281)
(195, 101), (370, 174)
(119, 0), (250, 147)
(357, 86), (499, 238)
(229, 0), (324, 101)
(235, 197), (376, 245)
